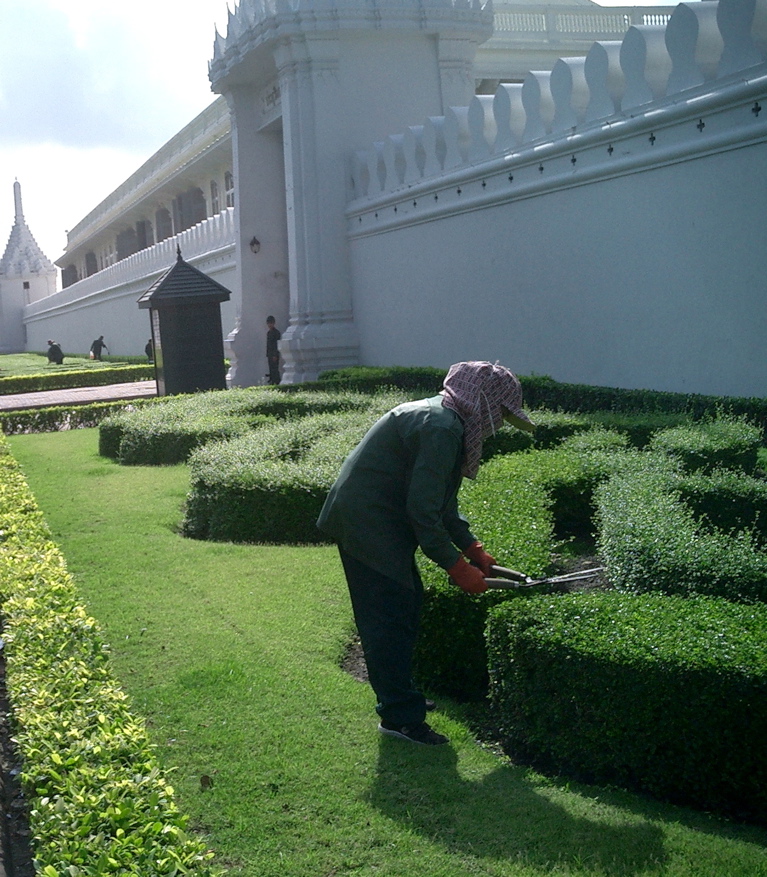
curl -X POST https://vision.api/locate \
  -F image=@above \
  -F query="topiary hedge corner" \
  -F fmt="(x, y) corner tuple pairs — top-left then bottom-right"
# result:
(486, 591), (767, 824)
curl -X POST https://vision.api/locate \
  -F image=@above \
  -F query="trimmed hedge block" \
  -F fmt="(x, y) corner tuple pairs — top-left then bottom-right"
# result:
(414, 439), (630, 699)
(182, 396), (402, 543)
(0, 365), (154, 396)
(596, 461), (767, 602)
(0, 437), (218, 874)
(486, 592), (767, 823)
(648, 416), (761, 473)
(99, 388), (377, 465)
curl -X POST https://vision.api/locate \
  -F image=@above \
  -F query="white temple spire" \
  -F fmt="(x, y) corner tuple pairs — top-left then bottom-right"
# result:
(13, 180), (23, 222)
(1, 181), (55, 277)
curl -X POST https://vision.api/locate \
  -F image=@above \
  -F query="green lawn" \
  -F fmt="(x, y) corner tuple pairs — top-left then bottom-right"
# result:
(0, 353), (140, 376)
(7, 428), (767, 877)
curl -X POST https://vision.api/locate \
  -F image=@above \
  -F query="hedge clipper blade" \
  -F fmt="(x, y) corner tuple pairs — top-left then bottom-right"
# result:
(483, 564), (603, 590)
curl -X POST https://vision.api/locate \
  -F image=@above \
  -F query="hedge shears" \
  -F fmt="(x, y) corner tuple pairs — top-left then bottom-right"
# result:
(483, 564), (603, 590)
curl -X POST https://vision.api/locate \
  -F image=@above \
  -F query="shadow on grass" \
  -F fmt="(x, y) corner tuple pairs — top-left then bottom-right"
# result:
(369, 737), (666, 875)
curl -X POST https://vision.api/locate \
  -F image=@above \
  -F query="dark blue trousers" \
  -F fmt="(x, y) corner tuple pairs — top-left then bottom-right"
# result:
(339, 549), (427, 726)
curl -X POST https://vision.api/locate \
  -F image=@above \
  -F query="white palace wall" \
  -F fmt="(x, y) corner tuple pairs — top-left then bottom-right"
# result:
(346, 1), (767, 397)
(24, 209), (238, 358)
(18, 0), (767, 396)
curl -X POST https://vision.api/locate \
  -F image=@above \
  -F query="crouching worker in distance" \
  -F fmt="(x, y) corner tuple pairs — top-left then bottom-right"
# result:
(317, 361), (535, 746)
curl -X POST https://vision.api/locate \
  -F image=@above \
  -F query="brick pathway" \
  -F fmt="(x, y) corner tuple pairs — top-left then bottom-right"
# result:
(0, 380), (158, 412)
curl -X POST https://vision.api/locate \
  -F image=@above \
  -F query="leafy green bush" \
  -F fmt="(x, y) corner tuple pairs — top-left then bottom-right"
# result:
(99, 387), (377, 465)
(0, 399), (156, 436)
(596, 459), (767, 602)
(0, 365), (154, 395)
(182, 395), (402, 543)
(519, 373), (767, 433)
(414, 439), (630, 699)
(647, 416), (762, 473)
(678, 468), (767, 544)
(0, 436), (219, 875)
(316, 365), (446, 394)
(486, 591), (767, 823)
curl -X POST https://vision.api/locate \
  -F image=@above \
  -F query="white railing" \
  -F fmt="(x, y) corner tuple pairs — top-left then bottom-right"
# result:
(350, 0), (766, 204)
(64, 98), (231, 250)
(489, 5), (674, 40)
(32, 209), (236, 311)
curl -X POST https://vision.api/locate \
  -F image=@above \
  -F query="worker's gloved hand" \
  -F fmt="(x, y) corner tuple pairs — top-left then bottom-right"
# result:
(447, 557), (488, 595)
(463, 541), (496, 576)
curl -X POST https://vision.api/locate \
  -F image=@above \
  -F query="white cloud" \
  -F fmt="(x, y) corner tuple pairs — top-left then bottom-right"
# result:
(1, 143), (158, 264)
(0, 0), (230, 263)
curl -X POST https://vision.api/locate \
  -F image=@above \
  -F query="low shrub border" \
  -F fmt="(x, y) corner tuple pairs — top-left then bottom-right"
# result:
(486, 591), (767, 824)
(315, 367), (767, 435)
(0, 365), (154, 396)
(647, 416), (762, 473)
(0, 436), (219, 875)
(0, 400), (157, 436)
(182, 404), (398, 542)
(596, 462), (767, 602)
(414, 438), (633, 699)
(99, 388), (379, 465)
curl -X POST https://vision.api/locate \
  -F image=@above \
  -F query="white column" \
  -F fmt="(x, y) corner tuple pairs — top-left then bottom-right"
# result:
(224, 85), (290, 387)
(274, 33), (360, 383)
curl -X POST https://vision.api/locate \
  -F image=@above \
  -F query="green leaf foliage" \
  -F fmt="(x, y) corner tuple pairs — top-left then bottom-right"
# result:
(182, 394), (405, 542)
(0, 436), (220, 875)
(99, 387), (379, 465)
(596, 459), (767, 602)
(486, 591), (767, 823)
(414, 437), (634, 699)
(647, 415), (762, 473)
(0, 365), (154, 396)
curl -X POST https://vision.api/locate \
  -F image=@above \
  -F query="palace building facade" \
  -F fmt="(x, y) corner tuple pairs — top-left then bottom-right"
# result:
(5, 0), (766, 396)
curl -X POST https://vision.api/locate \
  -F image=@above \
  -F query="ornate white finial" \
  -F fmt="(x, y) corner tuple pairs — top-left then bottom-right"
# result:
(13, 180), (23, 221)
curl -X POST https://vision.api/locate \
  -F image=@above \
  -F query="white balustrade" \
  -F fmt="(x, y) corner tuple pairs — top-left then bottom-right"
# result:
(348, 0), (765, 203)
(493, 83), (526, 151)
(522, 71), (556, 142)
(620, 25), (674, 109)
(666, 2), (723, 93)
(468, 95), (496, 160)
(584, 41), (625, 122)
(551, 57), (590, 132)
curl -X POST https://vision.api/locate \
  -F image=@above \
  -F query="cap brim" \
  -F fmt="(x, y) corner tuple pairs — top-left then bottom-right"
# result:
(503, 410), (536, 433)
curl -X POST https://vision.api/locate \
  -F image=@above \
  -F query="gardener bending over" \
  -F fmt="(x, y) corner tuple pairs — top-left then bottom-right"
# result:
(317, 361), (535, 746)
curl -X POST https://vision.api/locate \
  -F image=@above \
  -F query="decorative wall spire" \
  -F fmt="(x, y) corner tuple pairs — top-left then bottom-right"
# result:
(0, 182), (55, 277)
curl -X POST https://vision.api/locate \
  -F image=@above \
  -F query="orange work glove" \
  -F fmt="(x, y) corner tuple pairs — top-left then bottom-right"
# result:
(463, 541), (496, 575)
(447, 557), (488, 595)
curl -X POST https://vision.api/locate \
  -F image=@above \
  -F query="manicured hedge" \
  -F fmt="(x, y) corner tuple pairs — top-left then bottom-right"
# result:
(595, 462), (767, 603)
(315, 367), (767, 432)
(678, 468), (767, 544)
(0, 365), (154, 396)
(486, 591), (767, 824)
(518, 373), (767, 431)
(414, 438), (632, 698)
(0, 436), (218, 875)
(0, 400), (156, 435)
(99, 388), (379, 465)
(182, 396), (402, 542)
(647, 416), (761, 473)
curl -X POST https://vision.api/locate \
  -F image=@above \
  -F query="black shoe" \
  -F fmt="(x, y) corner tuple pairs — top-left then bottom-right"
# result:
(378, 721), (449, 746)
(425, 698), (437, 712)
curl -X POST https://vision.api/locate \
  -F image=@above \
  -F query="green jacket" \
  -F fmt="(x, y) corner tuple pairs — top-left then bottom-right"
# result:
(317, 396), (476, 588)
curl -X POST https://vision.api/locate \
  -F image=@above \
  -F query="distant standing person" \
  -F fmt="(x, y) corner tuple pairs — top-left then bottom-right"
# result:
(90, 335), (109, 360)
(46, 340), (64, 365)
(266, 316), (281, 385)
(145, 338), (154, 362)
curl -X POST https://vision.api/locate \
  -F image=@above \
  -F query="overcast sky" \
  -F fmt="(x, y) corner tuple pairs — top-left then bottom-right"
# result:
(2, 0), (676, 269)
